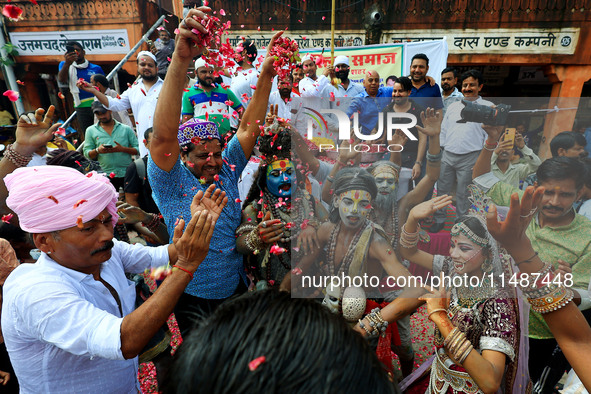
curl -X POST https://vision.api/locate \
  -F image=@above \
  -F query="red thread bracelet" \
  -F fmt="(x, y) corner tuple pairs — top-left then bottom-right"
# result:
(173, 265), (193, 279)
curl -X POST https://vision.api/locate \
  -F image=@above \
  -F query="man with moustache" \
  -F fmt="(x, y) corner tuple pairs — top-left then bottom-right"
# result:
(267, 73), (296, 120)
(1, 162), (223, 393)
(151, 28), (175, 79)
(432, 70), (492, 231)
(298, 54), (333, 97)
(440, 67), (463, 113)
(182, 58), (243, 137)
(472, 126), (591, 392)
(79, 51), (163, 157)
(84, 101), (139, 190)
(345, 70), (393, 135)
(408, 53), (443, 111)
(148, 12), (284, 334)
(291, 64), (305, 96)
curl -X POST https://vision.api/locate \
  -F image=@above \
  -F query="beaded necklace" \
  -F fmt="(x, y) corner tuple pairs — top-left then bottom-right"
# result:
(326, 221), (369, 277)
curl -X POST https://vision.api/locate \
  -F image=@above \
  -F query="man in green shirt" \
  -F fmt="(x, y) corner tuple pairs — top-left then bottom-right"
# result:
(181, 58), (243, 136)
(84, 101), (139, 190)
(472, 125), (591, 390)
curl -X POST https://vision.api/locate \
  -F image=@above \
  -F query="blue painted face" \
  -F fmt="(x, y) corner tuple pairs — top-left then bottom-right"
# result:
(266, 160), (297, 198)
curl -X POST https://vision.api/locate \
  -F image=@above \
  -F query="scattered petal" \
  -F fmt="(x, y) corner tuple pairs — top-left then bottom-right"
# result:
(248, 356), (266, 371)
(3, 90), (19, 102)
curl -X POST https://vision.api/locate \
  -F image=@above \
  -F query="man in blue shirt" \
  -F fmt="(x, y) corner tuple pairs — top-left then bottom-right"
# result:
(408, 53), (443, 111)
(57, 41), (105, 142)
(148, 8), (283, 335)
(345, 70), (393, 135)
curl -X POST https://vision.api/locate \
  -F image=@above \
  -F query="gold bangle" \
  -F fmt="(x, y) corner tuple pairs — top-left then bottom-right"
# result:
(428, 308), (447, 319)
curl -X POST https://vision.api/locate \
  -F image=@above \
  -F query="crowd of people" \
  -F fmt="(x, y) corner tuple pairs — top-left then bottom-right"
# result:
(1, 5), (591, 394)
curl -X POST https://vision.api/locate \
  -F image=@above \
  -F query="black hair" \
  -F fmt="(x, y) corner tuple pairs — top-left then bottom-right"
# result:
(46, 149), (103, 174)
(454, 216), (488, 240)
(92, 74), (110, 88)
(536, 156), (585, 191)
(385, 75), (397, 83)
(392, 76), (412, 92)
(460, 69), (484, 85)
(549, 131), (587, 157)
(411, 53), (429, 66)
(241, 39), (258, 64)
(581, 157), (591, 189)
(163, 290), (397, 394)
(66, 41), (83, 50)
(143, 127), (154, 142)
(441, 67), (458, 78)
(329, 167), (378, 223)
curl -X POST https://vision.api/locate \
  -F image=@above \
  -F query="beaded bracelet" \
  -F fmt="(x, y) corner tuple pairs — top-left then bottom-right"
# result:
(235, 223), (257, 236)
(144, 213), (161, 233)
(358, 319), (373, 336)
(5, 144), (33, 167)
(365, 308), (388, 338)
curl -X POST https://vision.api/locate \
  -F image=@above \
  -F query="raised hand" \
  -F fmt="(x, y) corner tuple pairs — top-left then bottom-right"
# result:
(388, 129), (408, 148)
(486, 186), (544, 254)
(415, 107), (442, 137)
(265, 104), (279, 127)
(172, 210), (215, 272)
(259, 30), (284, 77)
(257, 211), (283, 245)
(515, 132), (526, 150)
(76, 80), (95, 92)
(481, 124), (504, 143)
(338, 136), (361, 165)
(15, 106), (62, 156)
(190, 183), (227, 222)
(175, 7), (212, 60)
(409, 194), (453, 222)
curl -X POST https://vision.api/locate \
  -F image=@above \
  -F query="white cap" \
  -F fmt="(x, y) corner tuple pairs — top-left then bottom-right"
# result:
(137, 51), (157, 64)
(301, 53), (313, 63)
(194, 57), (212, 70)
(334, 55), (349, 67)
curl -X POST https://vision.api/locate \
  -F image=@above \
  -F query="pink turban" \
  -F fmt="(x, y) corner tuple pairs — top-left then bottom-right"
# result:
(4, 166), (118, 233)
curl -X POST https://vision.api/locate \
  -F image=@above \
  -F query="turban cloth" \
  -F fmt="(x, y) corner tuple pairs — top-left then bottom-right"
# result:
(5, 166), (118, 233)
(178, 118), (220, 145)
(137, 50), (157, 63)
(332, 168), (378, 200)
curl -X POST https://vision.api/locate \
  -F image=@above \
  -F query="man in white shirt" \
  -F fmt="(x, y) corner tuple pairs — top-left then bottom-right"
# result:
(2, 162), (223, 393)
(230, 39), (259, 109)
(434, 69), (493, 226)
(298, 54), (332, 97)
(267, 72), (296, 120)
(79, 51), (163, 157)
(90, 74), (134, 129)
(323, 55), (365, 98)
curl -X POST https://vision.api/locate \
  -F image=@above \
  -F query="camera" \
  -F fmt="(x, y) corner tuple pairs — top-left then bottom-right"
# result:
(457, 100), (511, 126)
(370, 11), (382, 22)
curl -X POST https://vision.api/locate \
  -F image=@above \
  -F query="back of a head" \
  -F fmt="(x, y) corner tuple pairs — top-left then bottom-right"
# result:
(549, 131), (586, 157)
(536, 156), (585, 190)
(580, 157), (591, 190)
(92, 74), (110, 89)
(163, 290), (397, 394)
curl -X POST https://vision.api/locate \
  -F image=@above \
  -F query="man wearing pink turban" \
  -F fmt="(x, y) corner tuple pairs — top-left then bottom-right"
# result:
(2, 163), (226, 393)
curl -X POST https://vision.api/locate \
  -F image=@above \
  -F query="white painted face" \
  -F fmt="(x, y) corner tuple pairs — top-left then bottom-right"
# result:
(322, 279), (341, 314)
(336, 190), (372, 229)
(374, 171), (397, 196)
